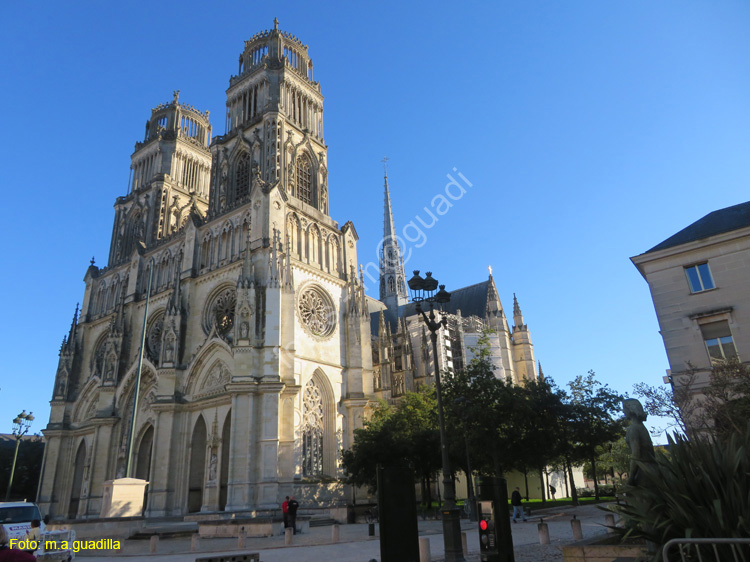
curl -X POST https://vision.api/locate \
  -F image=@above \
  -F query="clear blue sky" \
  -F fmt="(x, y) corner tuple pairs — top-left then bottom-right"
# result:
(2, 1), (749, 441)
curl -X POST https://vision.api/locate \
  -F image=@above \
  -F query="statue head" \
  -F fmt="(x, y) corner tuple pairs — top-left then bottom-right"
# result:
(623, 398), (647, 422)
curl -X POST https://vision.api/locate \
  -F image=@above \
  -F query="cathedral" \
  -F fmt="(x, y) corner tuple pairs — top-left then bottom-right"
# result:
(39, 21), (537, 521)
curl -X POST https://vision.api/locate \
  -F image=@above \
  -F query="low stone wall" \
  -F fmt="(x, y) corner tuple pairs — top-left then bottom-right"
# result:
(198, 517), (310, 538)
(47, 517), (146, 540)
(562, 535), (648, 562)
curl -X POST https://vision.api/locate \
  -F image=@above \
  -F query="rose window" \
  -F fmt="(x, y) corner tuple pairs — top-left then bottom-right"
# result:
(297, 286), (335, 338)
(203, 287), (237, 342)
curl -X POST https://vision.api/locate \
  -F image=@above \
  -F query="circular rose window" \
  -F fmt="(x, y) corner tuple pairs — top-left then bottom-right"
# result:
(203, 286), (237, 342)
(297, 286), (336, 339)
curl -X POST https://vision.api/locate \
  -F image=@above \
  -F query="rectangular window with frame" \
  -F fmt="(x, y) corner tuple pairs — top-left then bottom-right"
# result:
(700, 320), (738, 364)
(685, 263), (715, 293)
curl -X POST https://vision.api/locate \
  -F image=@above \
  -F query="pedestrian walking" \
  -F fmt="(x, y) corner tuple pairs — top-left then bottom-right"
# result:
(511, 487), (526, 522)
(549, 484), (556, 501)
(288, 495), (300, 534)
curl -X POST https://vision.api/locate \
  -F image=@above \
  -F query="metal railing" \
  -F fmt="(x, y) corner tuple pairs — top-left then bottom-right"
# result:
(662, 538), (750, 562)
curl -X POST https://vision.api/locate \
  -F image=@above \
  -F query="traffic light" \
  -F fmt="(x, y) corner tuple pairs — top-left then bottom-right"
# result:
(479, 516), (496, 552)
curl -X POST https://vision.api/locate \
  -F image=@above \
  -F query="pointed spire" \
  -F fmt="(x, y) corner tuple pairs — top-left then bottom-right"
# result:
(168, 255), (183, 313)
(284, 233), (294, 290)
(68, 303), (79, 342)
(538, 361), (544, 381)
(379, 157), (409, 310)
(382, 157), (398, 245)
(239, 224), (254, 288)
(513, 293), (525, 329)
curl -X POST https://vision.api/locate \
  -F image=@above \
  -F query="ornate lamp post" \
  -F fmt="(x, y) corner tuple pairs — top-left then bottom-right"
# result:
(407, 270), (465, 562)
(5, 410), (34, 501)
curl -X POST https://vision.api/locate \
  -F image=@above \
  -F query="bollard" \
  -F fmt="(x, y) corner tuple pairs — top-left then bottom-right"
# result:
(461, 531), (468, 555)
(149, 535), (159, 554)
(368, 522), (375, 536)
(538, 520), (550, 545)
(571, 515), (583, 540)
(605, 513), (616, 533)
(285, 526), (293, 545)
(191, 533), (200, 552)
(419, 537), (431, 562)
(238, 526), (247, 548)
(331, 524), (340, 543)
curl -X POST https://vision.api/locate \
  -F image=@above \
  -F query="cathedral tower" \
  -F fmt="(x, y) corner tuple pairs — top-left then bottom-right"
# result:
(379, 159), (408, 316)
(109, 92), (212, 266)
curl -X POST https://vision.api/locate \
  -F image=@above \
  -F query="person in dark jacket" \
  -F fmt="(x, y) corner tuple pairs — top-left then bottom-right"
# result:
(511, 487), (527, 522)
(288, 496), (300, 534)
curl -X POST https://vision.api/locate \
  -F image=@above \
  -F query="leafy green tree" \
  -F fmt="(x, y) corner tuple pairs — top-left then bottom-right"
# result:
(511, 378), (568, 502)
(565, 371), (624, 501)
(0, 435), (44, 501)
(443, 335), (523, 479)
(594, 437), (631, 485)
(341, 388), (441, 502)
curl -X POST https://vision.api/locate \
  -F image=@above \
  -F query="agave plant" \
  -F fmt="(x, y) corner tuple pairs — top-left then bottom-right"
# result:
(610, 425), (750, 561)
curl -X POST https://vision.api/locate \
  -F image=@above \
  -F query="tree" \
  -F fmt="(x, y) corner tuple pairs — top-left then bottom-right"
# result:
(511, 378), (568, 502)
(443, 334), (523, 479)
(341, 388), (441, 502)
(0, 435), (44, 501)
(634, 357), (750, 440)
(591, 437), (630, 486)
(565, 371), (624, 501)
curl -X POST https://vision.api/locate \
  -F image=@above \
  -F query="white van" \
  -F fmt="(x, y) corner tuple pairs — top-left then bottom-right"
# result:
(0, 501), (46, 542)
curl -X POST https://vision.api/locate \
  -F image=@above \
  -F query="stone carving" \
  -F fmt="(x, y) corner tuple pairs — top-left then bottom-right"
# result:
(146, 314), (164, 364)
(202, 364), (230, 391)
(297, 286), (335, 338)
(623, 398), (656, 486)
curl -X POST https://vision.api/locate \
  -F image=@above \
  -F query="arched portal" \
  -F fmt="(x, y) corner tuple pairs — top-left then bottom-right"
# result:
(135, 425), (154, 514)
(219, 410), (231, 511)
(68, 440), (87, 519)
(188, 416), (207, 513)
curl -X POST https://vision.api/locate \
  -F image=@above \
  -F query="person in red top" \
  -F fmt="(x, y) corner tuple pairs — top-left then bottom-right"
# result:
(282, 496), (290, 530)
(0, 526), (37, 562)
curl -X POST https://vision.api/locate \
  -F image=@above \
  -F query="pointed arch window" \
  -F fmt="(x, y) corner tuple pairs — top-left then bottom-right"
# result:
(302, 378), (324, 477)
(235, 153), (251, 200)
(296, 154), (313, 206)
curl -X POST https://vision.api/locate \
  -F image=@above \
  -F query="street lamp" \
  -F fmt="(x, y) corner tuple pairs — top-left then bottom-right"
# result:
(407, 270), (465, 562)
(5, 410), (34, 501)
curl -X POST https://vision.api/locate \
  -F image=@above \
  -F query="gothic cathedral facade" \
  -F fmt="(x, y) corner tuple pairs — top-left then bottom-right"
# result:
(40, 22), (538, 520)
(40, 22), (372, 520)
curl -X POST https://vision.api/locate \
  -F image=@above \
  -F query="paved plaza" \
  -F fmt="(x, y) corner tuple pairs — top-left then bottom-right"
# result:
(76, 503), (613, 562)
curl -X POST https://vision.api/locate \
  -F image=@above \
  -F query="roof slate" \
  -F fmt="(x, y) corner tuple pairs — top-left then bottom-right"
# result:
(646, 201), (750, 254)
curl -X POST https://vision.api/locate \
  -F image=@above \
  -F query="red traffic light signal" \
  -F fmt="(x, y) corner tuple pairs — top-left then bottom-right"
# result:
(479, 519), (488, 531)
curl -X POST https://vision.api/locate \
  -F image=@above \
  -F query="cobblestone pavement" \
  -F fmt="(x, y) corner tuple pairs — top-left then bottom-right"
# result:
(75, 503), (613, 562)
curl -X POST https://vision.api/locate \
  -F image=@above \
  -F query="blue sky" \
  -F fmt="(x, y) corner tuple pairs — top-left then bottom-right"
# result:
(2, 1), (749, 441)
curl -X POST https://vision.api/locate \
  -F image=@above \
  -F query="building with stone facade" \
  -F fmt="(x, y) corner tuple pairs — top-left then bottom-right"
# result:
(370, 167), (538, 403)
(39, 21), (538, 521)
(631, 201), (750, 429)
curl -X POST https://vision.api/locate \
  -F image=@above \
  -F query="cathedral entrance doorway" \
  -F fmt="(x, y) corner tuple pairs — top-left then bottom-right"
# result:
(188, 416), (207, 512)
(68, 441), (86, 519)
(219, 411), (231, 511)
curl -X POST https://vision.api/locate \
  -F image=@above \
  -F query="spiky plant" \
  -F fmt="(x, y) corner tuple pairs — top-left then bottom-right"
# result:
(611, 425), (750, 561)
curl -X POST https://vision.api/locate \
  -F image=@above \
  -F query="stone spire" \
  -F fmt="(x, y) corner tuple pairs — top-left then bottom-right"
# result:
(379, 158), (408, 314)
(513, 293), (525, 329)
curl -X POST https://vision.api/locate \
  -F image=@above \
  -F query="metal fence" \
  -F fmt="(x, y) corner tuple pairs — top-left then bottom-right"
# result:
(662, 538), (750, 562)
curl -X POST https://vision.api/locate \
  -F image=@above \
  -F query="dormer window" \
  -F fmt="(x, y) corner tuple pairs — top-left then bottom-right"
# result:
(685, 263), (715, 293)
